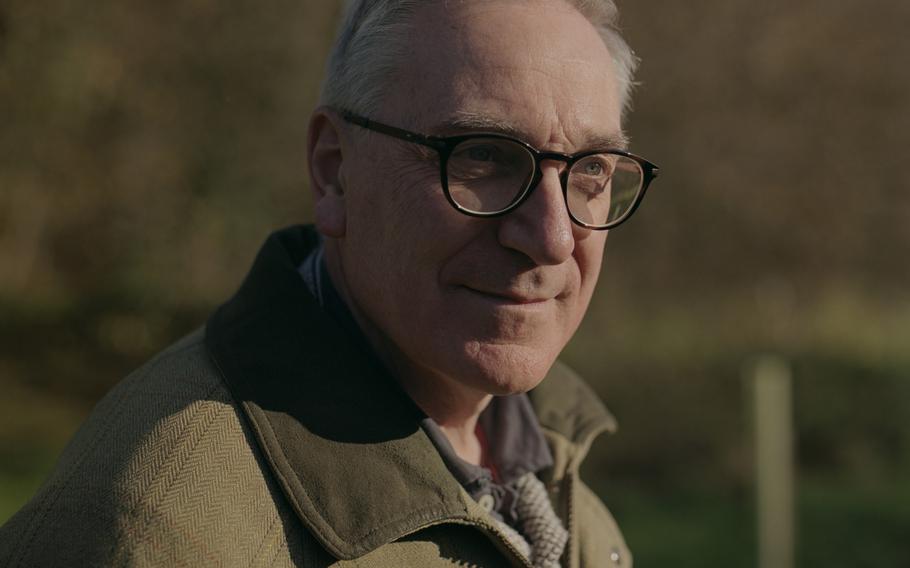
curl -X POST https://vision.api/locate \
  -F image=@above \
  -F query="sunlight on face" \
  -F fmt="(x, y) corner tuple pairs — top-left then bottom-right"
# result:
(336, 0), (623, 396)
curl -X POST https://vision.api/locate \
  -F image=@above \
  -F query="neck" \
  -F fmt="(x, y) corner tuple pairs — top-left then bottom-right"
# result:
(357, 307), (495, 466)
(323, 240), (491, 465)
(401, 370), (492, 466)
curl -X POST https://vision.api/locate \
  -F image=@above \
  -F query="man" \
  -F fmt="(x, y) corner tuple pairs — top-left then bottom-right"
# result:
(0, 0), (658, 566)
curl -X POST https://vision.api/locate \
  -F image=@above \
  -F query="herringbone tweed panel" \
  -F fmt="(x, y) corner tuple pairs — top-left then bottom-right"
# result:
(0, 330), (321, 567)
(0, 323), (633, 567)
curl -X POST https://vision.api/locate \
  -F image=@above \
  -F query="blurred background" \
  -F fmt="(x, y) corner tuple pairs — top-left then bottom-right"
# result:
(1, 0), (908, 565)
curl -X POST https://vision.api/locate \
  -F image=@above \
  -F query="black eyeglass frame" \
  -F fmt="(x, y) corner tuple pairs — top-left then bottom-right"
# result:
(341, 110), (660, 230)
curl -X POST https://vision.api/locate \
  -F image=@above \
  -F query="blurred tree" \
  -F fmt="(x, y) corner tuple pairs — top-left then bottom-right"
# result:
(1, 0), (909, 564)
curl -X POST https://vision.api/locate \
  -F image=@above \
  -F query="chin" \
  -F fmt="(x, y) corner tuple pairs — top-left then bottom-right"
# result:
(454, 341), (558, 396)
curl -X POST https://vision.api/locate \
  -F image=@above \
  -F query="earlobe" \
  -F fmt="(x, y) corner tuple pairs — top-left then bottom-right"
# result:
(314, 185), (346, 238)
(307, 108), (348, 238)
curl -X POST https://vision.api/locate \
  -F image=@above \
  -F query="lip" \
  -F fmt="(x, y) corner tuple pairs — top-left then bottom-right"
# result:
(461, 286), (552, 306)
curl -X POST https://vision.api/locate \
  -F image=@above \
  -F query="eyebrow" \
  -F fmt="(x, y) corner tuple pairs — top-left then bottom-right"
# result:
(431, 111), (630, 151)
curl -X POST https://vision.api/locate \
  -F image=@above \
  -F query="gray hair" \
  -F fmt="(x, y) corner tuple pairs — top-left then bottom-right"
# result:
(320, 0), (638, 119)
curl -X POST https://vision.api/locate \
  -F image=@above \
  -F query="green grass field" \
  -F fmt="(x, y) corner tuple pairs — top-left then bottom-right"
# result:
(589, 477), (910, 567)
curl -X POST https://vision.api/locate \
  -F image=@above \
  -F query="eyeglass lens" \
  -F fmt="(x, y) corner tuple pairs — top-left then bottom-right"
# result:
(445, 138), (643, 227)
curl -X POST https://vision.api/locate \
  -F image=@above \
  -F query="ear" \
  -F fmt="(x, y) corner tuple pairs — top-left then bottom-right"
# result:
(307, 107), (347, 238)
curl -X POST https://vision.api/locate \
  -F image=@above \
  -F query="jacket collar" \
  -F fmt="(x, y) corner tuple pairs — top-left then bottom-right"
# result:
(205, 225), (616, 560)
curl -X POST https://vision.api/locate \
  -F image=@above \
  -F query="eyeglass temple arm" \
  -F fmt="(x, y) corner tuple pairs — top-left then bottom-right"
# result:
(340, 111), (446, 151)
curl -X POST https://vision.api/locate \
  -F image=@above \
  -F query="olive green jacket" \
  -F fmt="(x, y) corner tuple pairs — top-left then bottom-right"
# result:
(0, 227), (631, 567)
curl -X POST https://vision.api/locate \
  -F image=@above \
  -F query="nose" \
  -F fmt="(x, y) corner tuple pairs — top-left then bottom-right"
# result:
(497, 163), (575, 265)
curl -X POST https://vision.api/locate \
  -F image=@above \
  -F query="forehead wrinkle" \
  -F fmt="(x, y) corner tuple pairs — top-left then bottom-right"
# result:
(431, 111), (629, 151)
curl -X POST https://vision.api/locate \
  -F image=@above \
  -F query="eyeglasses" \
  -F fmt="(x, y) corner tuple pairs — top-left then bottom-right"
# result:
(341, 111), (660, 230)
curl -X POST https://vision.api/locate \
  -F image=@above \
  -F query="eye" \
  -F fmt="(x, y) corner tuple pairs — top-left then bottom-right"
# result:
(466, 146), (495, 162)
(573, 155), (615, 180)
(583, 161), (604, 176)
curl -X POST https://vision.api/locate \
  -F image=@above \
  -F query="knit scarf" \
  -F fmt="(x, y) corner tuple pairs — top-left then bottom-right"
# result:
(492, 472), (568, 568)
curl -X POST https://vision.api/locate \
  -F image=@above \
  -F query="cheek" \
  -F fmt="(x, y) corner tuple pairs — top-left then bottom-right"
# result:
(345, 161), (433, 252)
(573, 232), (608, 305)
(384, 162), (479, 274)
(390, 168), (445, 226)
(354, 152), (446, 233)
(345, 159), (472, 308)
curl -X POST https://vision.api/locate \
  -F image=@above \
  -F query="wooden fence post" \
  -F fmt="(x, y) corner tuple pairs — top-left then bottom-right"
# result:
(752, 355), (795, 568)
